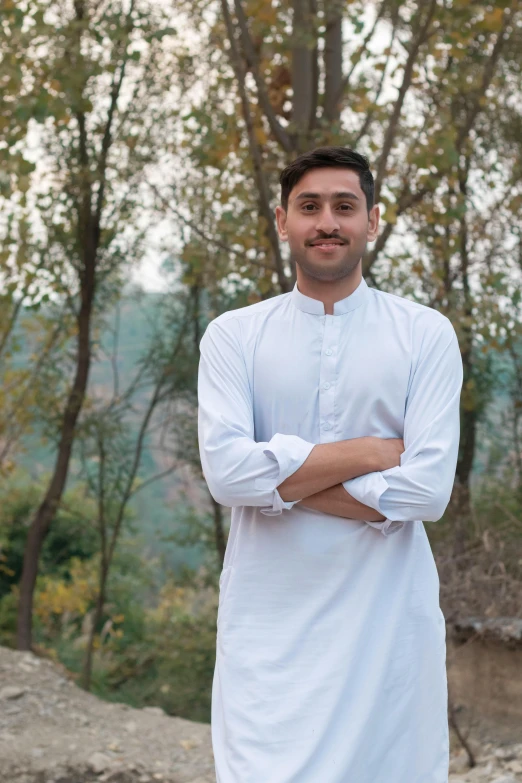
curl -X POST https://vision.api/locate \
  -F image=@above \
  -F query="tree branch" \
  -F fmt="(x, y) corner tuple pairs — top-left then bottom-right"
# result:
(363, 185), (430, 276)
(0, 297), (23, 364)
(353, 14), (398, 145)
(324, 0), (343, 123)
(232, 0), (293, 153)
(456, 11), (511, 153)
(336, 0), (389, 105)
(373, 0), (438, 203)
(94, 0), (135, 230)
(148, 181), (277, 272)
(290, 0), (315, 146)
(220, 0), (290, 291)
(129, 464), (178, 498)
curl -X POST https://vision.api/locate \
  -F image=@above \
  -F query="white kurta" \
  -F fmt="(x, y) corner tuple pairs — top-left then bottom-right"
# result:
(197, 277), (463, 783)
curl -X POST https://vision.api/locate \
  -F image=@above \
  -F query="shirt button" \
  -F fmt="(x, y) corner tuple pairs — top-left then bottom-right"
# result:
(325, 348), (333, 356)
(323, 382), (331, 390)
(323, 422), (332, 431)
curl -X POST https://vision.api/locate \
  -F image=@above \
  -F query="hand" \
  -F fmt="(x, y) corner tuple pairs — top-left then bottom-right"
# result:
(368, 437), (404, 472)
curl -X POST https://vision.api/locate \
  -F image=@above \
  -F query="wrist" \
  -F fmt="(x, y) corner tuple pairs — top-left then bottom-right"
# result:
(361, 437), (380, 474)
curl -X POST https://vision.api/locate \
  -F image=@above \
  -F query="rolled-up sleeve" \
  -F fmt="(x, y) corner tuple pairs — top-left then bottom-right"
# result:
(343, 317), (463, 536)
(198, 318), (315, 514)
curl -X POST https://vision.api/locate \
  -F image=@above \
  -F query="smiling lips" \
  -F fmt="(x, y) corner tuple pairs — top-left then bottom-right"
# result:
(309, 239), (346, 250)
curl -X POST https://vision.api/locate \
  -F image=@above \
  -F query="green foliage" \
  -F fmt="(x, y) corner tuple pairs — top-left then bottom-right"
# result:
(29, 541), (218, 723)
(0, 473), (98, 602)
(101, 574), (217, 723)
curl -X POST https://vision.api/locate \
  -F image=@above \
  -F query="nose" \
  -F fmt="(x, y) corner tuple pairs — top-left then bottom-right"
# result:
(315, 205), (340, 234)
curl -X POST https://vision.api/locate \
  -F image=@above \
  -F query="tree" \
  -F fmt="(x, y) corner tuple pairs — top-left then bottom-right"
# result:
(78, 288), (201, 689)
(9, 0), (182, 649)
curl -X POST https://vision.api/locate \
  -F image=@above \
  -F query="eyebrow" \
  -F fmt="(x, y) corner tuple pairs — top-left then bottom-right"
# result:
(294, 191), (360, 201)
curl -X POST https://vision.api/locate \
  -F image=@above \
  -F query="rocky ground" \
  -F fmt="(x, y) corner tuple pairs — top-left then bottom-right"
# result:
(0, 645), (520, 782)
(449, 746), (522, 783)
(0, 646), (214, 783)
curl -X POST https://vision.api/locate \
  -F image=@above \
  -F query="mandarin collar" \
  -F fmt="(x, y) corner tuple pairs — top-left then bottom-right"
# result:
(291, 277), (369, 316)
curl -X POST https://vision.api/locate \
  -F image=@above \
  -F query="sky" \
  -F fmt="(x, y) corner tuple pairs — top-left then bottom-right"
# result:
(132, 256), (166, 292)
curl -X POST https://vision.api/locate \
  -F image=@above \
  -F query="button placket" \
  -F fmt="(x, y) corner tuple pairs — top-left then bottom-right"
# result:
(319, 316), (340, 443)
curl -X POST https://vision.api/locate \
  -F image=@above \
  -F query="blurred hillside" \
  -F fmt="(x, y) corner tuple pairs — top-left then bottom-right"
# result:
(14, 292), (206, 575)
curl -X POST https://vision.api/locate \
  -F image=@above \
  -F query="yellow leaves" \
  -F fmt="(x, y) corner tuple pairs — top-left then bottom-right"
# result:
(0, 553), (15, 578)
(34, 557), (98, 625)
(245, 0), (277, 26)
(350, 95), (372, 114)
(481, 8), (504, 32)
(150, 579), (218, 625)
(254, 126), (268, 146)
(383, 203), (398, 225)
(48, 79), (62, 94)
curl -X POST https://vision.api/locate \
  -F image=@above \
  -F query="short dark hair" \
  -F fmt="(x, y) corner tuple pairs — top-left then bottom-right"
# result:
(279, 146), (375, 212)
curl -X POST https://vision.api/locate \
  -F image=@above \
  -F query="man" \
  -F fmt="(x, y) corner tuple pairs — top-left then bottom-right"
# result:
(197, 147), (463, 783)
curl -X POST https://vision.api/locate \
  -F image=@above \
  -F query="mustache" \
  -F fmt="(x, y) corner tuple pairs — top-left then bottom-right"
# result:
(305, 233), (349, 246)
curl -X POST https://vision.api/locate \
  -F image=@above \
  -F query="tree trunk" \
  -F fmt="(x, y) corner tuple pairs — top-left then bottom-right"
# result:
(82, 565), (108, 691)
(452, 355), (476, 557)
(291, 0), (316, 150)
(16, 268), (96, 650)
(323, 1), (343, 124)
(451, 170), (475, 558)
(211, 496), (227, 569)
(220, 0), (291, 293)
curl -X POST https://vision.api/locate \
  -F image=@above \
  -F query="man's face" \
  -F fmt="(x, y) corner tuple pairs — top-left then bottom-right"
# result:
(275, 167), (379, 283)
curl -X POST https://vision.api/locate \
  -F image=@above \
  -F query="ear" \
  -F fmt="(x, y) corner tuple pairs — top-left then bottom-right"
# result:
(275, 205), (288, 242)
(367, 204), (380, 242)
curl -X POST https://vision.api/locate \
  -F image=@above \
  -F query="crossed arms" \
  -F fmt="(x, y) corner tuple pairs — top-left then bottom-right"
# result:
(198, 315), (463, 537)
(278, 437), (404, 522)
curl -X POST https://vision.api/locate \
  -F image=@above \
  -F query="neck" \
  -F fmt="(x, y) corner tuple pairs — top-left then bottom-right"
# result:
(295, 265), (363, 315)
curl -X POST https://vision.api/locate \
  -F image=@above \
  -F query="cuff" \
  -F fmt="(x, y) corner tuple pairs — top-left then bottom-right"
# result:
(256, 433), (315, 516)
(343, 471), (404, 537)
(260, 488), (300, 516)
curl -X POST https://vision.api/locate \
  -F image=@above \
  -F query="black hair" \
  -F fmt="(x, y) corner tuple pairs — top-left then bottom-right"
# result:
(279, 146), (375, 212)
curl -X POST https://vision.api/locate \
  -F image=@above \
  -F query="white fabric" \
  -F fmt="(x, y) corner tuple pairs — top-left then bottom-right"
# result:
(198, 277), (463, 783)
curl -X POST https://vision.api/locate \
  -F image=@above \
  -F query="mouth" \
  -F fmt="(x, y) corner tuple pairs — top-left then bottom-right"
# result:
(308, 240), (346, 251)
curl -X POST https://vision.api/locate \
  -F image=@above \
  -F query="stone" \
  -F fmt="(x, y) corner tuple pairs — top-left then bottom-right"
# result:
(494, 748), (517, 761)
(88, 751), (113, 774)
(143, 706), (165, 716)
(465, 766), (491, 782)
(124, 720), (137, 734)
(490, 777), (519, 783)
(180, 738), (201, 751)
(449, 752), (470, 774)
(0, 686), (25, 700)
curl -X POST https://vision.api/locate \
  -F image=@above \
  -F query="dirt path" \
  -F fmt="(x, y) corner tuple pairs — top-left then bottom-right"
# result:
(1, 645), (520, 782)
(0, 646), (214, 783)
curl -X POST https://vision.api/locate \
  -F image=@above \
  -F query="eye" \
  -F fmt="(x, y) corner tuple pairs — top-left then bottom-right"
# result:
(301, 203), (318, 211)
(338, 203), (354, 211)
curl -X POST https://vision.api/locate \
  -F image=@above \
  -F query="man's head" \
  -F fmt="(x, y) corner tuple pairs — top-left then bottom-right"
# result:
(275, 147), (379, 284)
